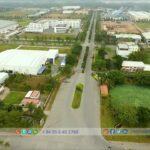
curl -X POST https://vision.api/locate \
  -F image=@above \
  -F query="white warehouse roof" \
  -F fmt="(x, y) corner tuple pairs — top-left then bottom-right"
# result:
(142, 32), (150, 40)
(0, 49), (58, 75)
(117, 42), (139, 58)
(0, 72), (9, 84)
(144, 64), (150, 71)
(63, 6), (81, 10)
(0, 20), (18, 30)
(115, 34), (141, 40)
(128, 11), (150, 20)
(122, 61), (145, 68)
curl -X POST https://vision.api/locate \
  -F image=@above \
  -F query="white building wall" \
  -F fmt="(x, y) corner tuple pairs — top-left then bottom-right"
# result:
(49, 19), (81, 29)
(25, 21), (49, 33)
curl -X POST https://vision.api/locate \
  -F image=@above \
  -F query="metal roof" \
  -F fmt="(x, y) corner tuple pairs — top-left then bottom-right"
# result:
(0, 20), (17, 29)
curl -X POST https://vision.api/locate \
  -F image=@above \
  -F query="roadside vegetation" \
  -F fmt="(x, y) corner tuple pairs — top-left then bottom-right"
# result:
(136, 22), (150, 31)
(0, 102), (46, 128)
(99, 70), (150, 142)
(0, 44), (18, 52)
(60, 43), (82, 77)
(92, 44), (123, 71)
(72, 83), (84, 109)
(77, 12), (92, 42)
(93, 17), (150, 142)
(95, 12), (116, 45)
(5, 74), (58, 94)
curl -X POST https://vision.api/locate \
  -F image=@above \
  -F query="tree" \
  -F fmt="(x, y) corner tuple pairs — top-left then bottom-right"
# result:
(128, 51), (145, 62)
(115, 105), (138, 127)
(92, 59), (106, 71)
(98, 71), (125, 87)
(113, 55), (124, 70)
(137, 107), (150, 127)
(61, 65), (72, 76)
(28, 103), (36, 114)
(32, 107), (45, 124)
(66, 54), (77, 66)
(71, 44), (82, 56)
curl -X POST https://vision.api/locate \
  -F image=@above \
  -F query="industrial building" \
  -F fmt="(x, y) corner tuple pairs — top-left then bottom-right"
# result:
(49, 19), (81, 29)
(63, 10), (74, 14)
(0, 49), (58, 75)
(0, 72), (9, 85)
(142, 32), (150, 44)
(25, 20), (49, 33)
(59, 54), (67, 67)
(102, 8), (128, 21)
(75, 9), (89, 15)
(62, 6), (81, 10)
(54, 24), (68, 33)
(21, 90), (41, 107)
(128, 11), (150, 21)
(116, 42), (139, 58)
(115, 34), (142, 43)
(122, 61), (150, 72)
(0, 20), (18, 34)
(25, 19), (81, 33)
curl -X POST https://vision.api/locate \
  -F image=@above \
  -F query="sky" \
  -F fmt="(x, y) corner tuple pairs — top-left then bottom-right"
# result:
(0, 0), (150, 6)
(0, 0), (149, 2)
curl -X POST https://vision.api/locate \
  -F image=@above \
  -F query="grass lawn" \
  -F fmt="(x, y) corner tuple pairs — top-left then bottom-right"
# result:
(144, 50), (150, 64)
(4, 91), (26, 105)
(19, 46), (71, 54)
(110, 85), (150, 109)
(0, 44), (18, 52)
(136, 22), (150, 31)
(72, 83), (84, 109)
(17, 19), (32, 27)
(101, 85), (150, 143)
(105, 45), (116, 59)
(20, 33), (76, 40)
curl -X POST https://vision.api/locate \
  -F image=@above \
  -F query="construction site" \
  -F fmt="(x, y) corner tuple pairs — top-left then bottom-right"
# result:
(101, 21), (140, 34)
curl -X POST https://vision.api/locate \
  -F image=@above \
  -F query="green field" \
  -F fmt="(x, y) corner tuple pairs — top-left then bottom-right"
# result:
(0, 44), (18, 52)
(101, 85), (150, 143)
(136, 22), (150, 30)
(72, 83), (84, 109)
(110, 85), (150, 109)
(4, 91), (26, 105)
(144, 50), (150, 64)
(19, 45), (71, 54)
(20, 33), (76, 40)
(17, 19), (32, 27)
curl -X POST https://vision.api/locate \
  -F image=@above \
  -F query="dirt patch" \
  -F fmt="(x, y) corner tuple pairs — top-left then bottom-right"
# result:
(101, 21), (140, 34)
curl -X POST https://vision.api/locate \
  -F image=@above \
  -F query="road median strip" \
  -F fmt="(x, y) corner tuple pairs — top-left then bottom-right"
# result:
(72, 83), (84, 109)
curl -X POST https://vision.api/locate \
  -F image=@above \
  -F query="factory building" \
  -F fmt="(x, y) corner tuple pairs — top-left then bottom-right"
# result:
(54, 24), (68, 33)
(25, 20), (49, 33)
(122, 61), (150, 72)
(0, 49), (58, 75)
(62, 6), (81, 10)
(0, 20), (18, 34)
(128, 11), (150, 21)
(115, 34), (142, 43)
(63, 10), (74, 14)
(49, 19), (81, 29)
(116, 42), (139, 58)
(25, 19), (81, 33)
(142, 32), (150, 45)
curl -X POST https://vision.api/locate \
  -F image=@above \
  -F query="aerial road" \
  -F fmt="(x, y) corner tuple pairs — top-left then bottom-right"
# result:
(0, 12), (122, 150)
